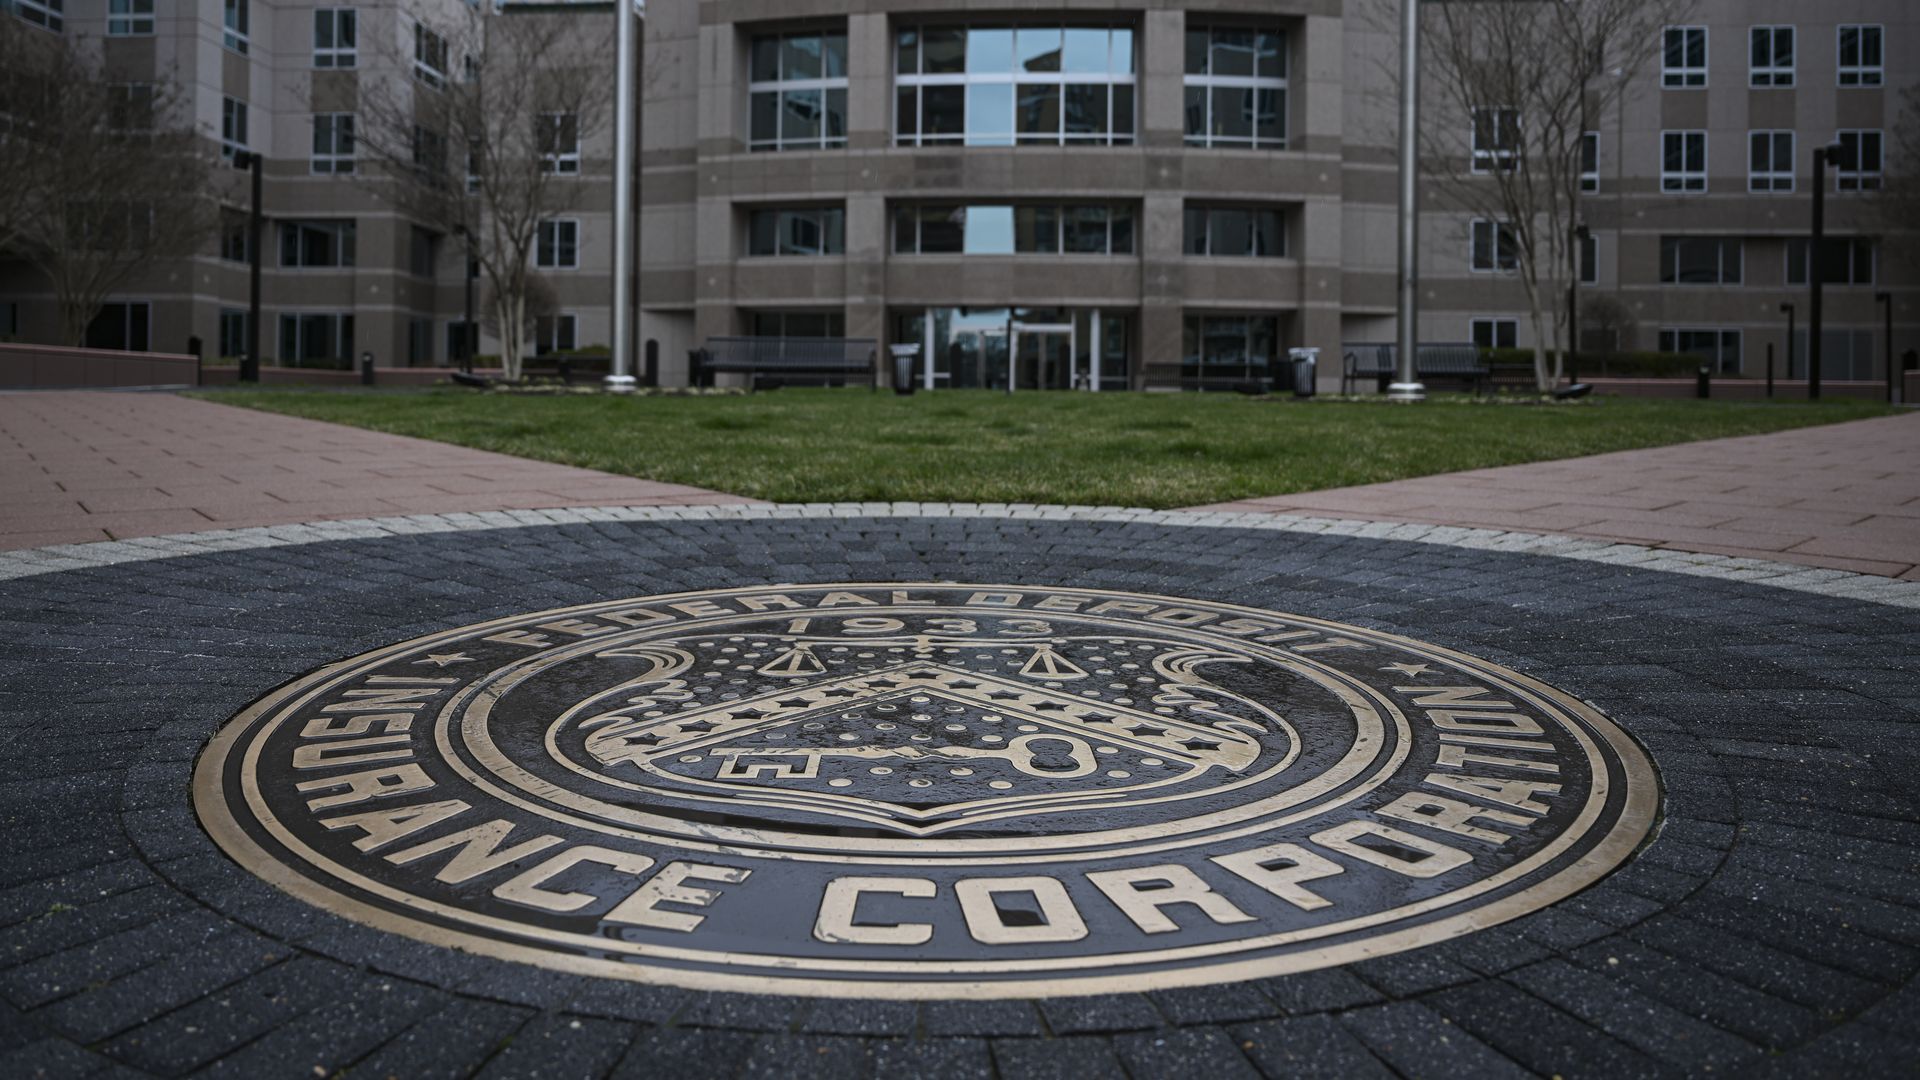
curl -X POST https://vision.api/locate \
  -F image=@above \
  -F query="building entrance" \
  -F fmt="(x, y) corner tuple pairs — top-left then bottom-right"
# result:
(895, 307), (1130, 391)
(1011, 322), (1075, 390)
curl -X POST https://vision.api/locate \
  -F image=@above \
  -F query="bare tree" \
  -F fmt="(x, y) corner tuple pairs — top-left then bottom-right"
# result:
(1417, 0), (1690, 391)
(0, 21), (214, 345)
(345, 5), (610, 380)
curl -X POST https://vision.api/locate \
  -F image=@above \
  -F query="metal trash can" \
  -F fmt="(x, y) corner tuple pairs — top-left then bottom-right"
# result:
(1288, 347), (1320, 398)
(890, 343), (921, 396)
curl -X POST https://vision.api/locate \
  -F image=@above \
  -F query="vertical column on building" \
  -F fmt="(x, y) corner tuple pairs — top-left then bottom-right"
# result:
(693, 18), (740, 352)
(844, 12), (892, 379)
(1297, 13), (1345, 373)
(1137, 9), (1187, 389)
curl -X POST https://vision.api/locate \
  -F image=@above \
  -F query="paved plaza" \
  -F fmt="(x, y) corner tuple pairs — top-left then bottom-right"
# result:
(2, 393), (1918, 1079)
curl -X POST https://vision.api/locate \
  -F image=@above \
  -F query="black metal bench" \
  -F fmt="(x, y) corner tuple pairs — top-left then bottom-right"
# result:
(1341, 343), (1488, 394)
(690, 337), (877, 391)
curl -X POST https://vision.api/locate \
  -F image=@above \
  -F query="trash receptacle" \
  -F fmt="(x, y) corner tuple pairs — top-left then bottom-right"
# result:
(1288, 347), (1320, 398)
(890, 343), (921, 396)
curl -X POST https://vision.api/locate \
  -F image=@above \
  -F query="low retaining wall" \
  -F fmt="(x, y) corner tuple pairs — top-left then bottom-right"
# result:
(1587, 377), (1894, 402)
(0, 343), (201, 389)
(198, 365), (582, 387)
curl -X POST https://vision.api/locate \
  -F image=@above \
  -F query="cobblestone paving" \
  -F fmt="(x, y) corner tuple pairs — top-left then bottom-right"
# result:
(3, 515), (1917, 1079)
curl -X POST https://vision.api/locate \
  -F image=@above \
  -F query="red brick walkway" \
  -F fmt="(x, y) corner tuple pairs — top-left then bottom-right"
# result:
(0, 391), (755, 550)
(1193, 411), (1920, 580)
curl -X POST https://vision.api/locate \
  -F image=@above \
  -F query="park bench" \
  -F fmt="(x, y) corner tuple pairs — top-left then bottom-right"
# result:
(690, 337), (878, 391)
(1340, 342), (1489, 395)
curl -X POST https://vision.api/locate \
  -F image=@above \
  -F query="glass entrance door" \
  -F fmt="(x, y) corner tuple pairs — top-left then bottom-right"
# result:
(1011, 322), (1073, 390)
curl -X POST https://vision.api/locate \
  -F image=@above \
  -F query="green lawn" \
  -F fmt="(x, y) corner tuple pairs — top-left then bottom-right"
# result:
(198, 389), (1891, 508)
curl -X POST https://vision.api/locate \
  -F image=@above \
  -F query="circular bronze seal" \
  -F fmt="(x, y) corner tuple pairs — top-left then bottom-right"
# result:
(195, 584), (1659, 998)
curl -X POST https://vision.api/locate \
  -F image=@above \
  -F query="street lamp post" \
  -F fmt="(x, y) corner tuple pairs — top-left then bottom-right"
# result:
(1878, 291), (1895, 403)
(1569, 223), (1590, 385)
(605, 0), (637, 393)
(454, 224), (476, 373)
(233, 150), (263, 383)
(1388, 0), (1425, 403)
(1808, 142), (1843, 401)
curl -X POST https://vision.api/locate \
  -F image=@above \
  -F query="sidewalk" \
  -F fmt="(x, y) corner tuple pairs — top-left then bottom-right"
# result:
(1192, 410), (1920, 580)
(0, 390), (756, 550)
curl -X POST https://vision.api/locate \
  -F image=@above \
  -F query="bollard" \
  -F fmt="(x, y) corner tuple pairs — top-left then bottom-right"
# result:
(360, 350), (375, 387)
(1765, 343), (1774, 399)
(1695, 365), (1710, 400)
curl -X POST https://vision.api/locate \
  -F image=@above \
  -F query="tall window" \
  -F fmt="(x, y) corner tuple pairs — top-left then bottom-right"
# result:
(1749, 26), (1793, 87)
(10, 0), (62, 32)
(1748, 131), (1793, 192)
(1471, 318), (1517, 350)
(1182, 315), (1277, 386)
(86, 303), (150, 351)
(220, 98), (248, 160)
(108, 83), (155, 132)
(1837, 25), (1883, 87)
(1182, 206), (1284, 257)
(1835, 130), (1882, 192)
(537, 113), (579, 174)
(107, 0), (153, 36)
(223, 0), (249, 54)
(1661, 130), (1706, 192)
(415, 24), (449, 89)
(748, 208), (845, 256)
(1579, 233), (1598, 285)
(279, 220), (356, 268)
(1470, 220), (1518, 272)
(892, 204), (1134, 255)
(1579, 131), (1600, 192)
(1659, 237), (1742, 284)
(1662, 26), (1706, 87)
(1471, 107), (1520, 172)
(1183, 26), (1285, 150)
(750, 30), (848, 152)
(537, 219), (578, 268)
(312, 113), (355, 174)
(279, 313), (354, 364)
(409, 225), (437, 277)
(219, 310), (249, 359)
(1659, 329), (1740, 374)
(1787, 237), (1876, 286)
(534, 315), (577, 356)
(314, 9), (358, 68)
(220, 215), (250, 262)
(895, 24), (1135, 147)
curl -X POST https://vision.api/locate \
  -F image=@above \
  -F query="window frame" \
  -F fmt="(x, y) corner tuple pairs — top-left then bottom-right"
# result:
(1470, 107), (1521, 173)
(278, 220), (357, 269)
(750, 29), (849, 153)
(220, 97), (248, 161)
(107, 0), (153, 37)
(223, 0), (249, 55)
(1659, 236), (1743, 285)
(9, 0), (63, 32)
(894, 23), (1137, 149)
(1579, 130), (1600, 193)
(1749, 25), (1794, 88)
(747, 206), (847, 257)
(536, 218), (580, 269)
(536, 112), (581, 175)
(278, 312), (355, 364)
(1579, 233), (1598, 285)
(1469, 219), (1518, 273)
(1181, 204), (1286, 258)
(414, 23), (450, 90)
(218, 309), (250, 359)
(314, 8), (358, 69)
(1837, 25), (1883, 88)
(1470, 318), (1518, 351)
(311, 113), (356, 175)
(1662, 26), (1707, 88)
(891, 202), (1135, 256)
(1182, 25), (1287, 151)
(534, 313), (578, 356)
(1660, 130), (1707, 193)
(1835, 130), (1883, 193)
(1747, 130), (1794, 193)
(1658, 328), (1741, 375)
(1787, 237), (1877, 286)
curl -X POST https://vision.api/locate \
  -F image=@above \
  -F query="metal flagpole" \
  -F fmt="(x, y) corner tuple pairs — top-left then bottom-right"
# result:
(605, 0), (638, 392)
(1387, 0), (1426, 403)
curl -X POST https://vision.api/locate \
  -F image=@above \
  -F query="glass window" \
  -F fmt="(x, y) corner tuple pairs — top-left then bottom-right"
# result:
(1184, 26), (1288, 150)
(224, 0), (250, 54)
(1837, 26), (1883, 87)
(1470, 220), (1518, 272)
(1185, 206), (1285, 257)
(279, 220), (356, 268)
(1787, 238), (1877, 286)
(1662, 26), (1706, 87)
(1580, 131), (1600, 192)
(312, 113), (356, 174)
(221, 98), (248, 160)
(1661, 130), (1706, 192)
(897, 23), (1136, 147)
(897, 203), (1134, 256)
(10, 0), (62, 32)
(1660, 237), (1742, 284)
(1580, 233), (1598, 285)
(1748, 131), (1793, 192)
(1836, 130), (1883, 192)
(1182, 314), (1278, 387)
(314, 9), (358, 68)
(537, 113), (579, 175)
(534, 315), (577, 356)
(108, 0), (153, 36)
(1750, 25), (1793, 87)
(1472, 319), (1518, 350)
(1659, 329), (1741, 374)
(748, 30), (849, 151)
(748, 207), (845, 256)
(278, 314), (354, 365)
(1472, 108), (1520, 172)
(414, 24), (448, 89)
(536, 219), (578, 268)
(86, 303), (151, 352)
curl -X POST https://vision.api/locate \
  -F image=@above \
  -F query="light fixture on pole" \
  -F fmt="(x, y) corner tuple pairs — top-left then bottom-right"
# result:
(604, 0), (639, 393)
(1388, 0), (1425, 403)
(1878, 291), (1895, 404)
(454, 223), (476, 374)
(232, 150), (263, 384)
(1807, 141), (1843, 401)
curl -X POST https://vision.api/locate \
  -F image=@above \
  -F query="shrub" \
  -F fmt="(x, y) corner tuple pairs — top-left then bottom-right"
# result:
(1483, 348), (1711, 378)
